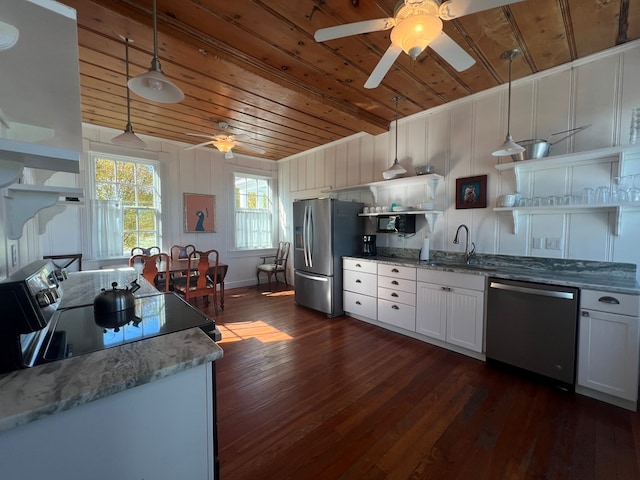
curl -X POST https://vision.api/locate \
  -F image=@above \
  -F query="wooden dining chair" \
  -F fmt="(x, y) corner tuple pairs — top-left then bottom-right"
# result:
(131, 246), (161, 256)
(173, 249), (220, 313)
(170, 244), (196, 260)
(128, 252), (171, 292)
(257, 241), (290, 291)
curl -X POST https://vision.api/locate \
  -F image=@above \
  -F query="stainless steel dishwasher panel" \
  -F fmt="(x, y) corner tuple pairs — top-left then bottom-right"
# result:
(486, 278), (579, 386)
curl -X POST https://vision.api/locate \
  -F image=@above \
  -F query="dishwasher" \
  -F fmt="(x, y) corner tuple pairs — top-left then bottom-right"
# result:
(486, 278), (579, 388)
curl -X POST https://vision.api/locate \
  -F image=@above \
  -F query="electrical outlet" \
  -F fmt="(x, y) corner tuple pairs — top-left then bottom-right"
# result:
(532, 237), (543, 249)
(545, 238), (561, 250)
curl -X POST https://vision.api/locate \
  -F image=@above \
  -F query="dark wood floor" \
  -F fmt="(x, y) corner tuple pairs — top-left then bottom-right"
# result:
(198, 285), (640, 480)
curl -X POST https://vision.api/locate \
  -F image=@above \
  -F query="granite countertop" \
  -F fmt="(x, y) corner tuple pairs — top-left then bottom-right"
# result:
(345, 254), (640, 295)
(0, 328), (223, 433)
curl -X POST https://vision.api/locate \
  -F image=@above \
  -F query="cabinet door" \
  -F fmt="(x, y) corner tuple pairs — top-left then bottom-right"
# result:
(416, 282), (447, 341)
(446, 287), (484, 353)
(577, 309), (639, 402)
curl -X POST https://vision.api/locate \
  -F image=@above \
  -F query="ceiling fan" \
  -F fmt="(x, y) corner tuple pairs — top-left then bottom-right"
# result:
(314, 0), (524, 89)
(186, 122), (266, 159)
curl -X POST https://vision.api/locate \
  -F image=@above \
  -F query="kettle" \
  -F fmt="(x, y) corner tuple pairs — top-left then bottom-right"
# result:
(93, 280), (141, 314)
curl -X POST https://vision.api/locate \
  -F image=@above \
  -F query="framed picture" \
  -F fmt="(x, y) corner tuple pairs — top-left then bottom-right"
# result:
(184, 193), (216, 233)
(455, 175), (487, 209)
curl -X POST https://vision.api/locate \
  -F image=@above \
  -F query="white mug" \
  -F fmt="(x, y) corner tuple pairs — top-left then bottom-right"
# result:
(363, 207), (369, 214)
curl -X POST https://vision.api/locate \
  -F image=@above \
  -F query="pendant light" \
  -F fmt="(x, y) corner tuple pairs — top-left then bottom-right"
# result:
(382, 96), (407, 180)
(112, 37), (147, 149)
(492, 49), (525, 156)
(128, 0), (184, 103)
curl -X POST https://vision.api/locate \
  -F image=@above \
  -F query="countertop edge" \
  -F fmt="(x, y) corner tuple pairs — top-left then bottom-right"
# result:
(0, 328), (223, 433)
(344, 256), (640, 295)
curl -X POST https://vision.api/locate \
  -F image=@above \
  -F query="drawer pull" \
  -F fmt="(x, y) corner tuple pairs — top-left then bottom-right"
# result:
(581, 311), (590, 317)
(355, 301), (361, 305)
(598, 296), (620, 305)
(391, 280), (399, 285)
(355, 279), (362, 283)
(355, 263), (362, 268)
(441, 286), (451, 292)
(392, 305), (400, 310)
(392, 268), (399, 273)
(391, 292), (399, 297)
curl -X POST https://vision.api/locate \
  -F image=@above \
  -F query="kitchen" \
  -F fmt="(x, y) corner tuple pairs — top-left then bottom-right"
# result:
(1, 0), (640, 478)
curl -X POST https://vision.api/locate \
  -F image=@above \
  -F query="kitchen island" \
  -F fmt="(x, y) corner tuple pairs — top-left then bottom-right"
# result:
(0, 266), (224, 480)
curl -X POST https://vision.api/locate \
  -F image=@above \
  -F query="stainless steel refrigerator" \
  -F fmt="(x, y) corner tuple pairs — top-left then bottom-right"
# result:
(294, 198), (364, 317)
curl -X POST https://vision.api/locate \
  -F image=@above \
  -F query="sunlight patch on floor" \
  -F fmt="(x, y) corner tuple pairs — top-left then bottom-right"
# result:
(261, 289), (294, 297)
(217, 320), (293, 343)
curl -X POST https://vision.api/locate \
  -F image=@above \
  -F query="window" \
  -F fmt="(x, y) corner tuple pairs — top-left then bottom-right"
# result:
(91, 152), (161, 258)
(233, 173), (274, 250)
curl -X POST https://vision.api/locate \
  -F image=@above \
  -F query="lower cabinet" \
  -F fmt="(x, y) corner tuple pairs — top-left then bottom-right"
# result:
(577, 289), (640, 409)
(377, 264), (416, 331)
(416, 270), (485, 354)
(343, 259), (377, 321)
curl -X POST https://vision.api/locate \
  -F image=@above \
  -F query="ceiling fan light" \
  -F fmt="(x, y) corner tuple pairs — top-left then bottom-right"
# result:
(128, 66), (184, 103)
(224, 151), (234, 159)
(492, 134), (525, 156)
(0, 20), (19, 51)
(212, 139), (234, 153)
(391, 14), (442, 59)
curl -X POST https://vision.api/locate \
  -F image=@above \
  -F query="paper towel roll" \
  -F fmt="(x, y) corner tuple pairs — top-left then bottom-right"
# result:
(419, 238), (430, 260)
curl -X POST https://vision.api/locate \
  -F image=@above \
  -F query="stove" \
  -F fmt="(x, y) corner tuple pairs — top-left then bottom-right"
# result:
(0, 260), (217, 373)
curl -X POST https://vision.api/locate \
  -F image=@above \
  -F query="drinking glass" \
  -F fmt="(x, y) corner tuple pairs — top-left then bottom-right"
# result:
(595, 186), (609, 204)
(581, 188), (594, 204)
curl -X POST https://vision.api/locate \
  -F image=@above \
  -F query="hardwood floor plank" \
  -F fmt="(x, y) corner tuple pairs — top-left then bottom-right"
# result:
(195, 286), (640, 480)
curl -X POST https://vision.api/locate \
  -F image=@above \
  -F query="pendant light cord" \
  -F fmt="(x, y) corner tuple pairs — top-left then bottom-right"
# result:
(124, 38), (132, 125)
(152, 0), (159, 59)
(394, 97), (399, 162)
(506, 53), (513, 137)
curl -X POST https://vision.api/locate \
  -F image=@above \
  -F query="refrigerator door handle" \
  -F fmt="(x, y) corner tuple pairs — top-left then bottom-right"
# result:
(306, 206), (313, 268)
(296, 271), (329, 282)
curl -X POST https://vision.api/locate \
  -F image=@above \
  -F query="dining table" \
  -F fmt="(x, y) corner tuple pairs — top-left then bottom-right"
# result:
(168, 258), (228, 310)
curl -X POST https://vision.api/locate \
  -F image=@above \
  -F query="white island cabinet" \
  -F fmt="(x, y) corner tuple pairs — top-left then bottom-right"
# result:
(577, 289), (640, 410)
(416, 269), (485, 358)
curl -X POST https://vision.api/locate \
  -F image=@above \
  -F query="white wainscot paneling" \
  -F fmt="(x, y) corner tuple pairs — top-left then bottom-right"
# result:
(359, 137), (375, 185)
(497, 213), (529, 255)
(531, 213), (565, 258)
(571, 160), (614, 192)
(574, 56), (619, 150)
(335, 143), (348, 188)
(324, 146), (337, 189)
(621, 48), (640, 145)
(612, 211), (640, 273)
(532, 167), (569, 197)
(314, 149), (326, 189)
(426, 110), (450, 175)
(449, 103), (473, 173)
(535, 70), (573, 155)
(406, 117), (427, 170)
(346, 138), (362, 186)
(567, 212), (610, 261)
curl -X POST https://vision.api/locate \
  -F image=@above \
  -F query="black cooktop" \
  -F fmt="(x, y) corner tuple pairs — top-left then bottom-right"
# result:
(42, 293), (214, 362)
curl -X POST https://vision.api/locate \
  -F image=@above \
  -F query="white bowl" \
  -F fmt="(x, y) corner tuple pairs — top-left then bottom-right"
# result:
(497, 194), (517, 207)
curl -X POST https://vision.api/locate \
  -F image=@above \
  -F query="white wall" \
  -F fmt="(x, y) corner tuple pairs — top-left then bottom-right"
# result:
(280, 41), (640, 275)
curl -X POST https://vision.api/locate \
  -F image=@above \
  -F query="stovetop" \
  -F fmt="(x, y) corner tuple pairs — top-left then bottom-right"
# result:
(42, 293), (214, 362)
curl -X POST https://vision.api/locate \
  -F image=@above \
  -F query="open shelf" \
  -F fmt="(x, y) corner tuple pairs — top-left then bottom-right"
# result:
(323, 174), (444, 202)
(359, 210), (443, 232)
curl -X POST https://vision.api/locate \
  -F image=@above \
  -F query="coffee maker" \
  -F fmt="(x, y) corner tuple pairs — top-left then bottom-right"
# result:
(361, 235), (377, 256)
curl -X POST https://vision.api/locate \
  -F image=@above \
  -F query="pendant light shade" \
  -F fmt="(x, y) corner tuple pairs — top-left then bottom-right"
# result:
(492, 49), (525, 157)
(112, 37), (147, 149)
(383, 97), (406, 180)
(128, 0), (184, 103)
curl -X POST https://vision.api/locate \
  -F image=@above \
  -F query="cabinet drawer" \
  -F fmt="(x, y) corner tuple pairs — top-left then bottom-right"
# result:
(343, 258), (377, 274)
(378, 276), (416, 294)
(377, 264), (416, 280)
(378, 299), (416, 331)
(581, 290), (639, 317)
(378, 286), (416, 306)
(343, 270), (377, 296)
(344, 291), (377, 320)
(417, 269), (485, 291)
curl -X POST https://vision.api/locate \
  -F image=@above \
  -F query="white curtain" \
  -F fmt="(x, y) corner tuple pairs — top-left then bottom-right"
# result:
(91, 200), (123, 258)
(235, 208), (271, 249)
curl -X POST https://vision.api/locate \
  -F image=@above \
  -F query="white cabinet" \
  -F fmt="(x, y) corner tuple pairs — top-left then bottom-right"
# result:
(577, 289), (640, 410)
(343, 259), (377, 321)
(377, 264), (416, 331)
(416, 270), (485, 354)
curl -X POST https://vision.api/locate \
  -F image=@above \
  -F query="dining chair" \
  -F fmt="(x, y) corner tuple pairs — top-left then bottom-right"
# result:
(170, 244), (196, 260)
(131, 246), (161, 256)
(256, 241), (290, 291)
(128, 252), (171, 292)
(173, 249), (220, 313)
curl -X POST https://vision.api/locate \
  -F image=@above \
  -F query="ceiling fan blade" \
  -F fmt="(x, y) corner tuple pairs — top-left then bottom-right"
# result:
(235, 142), (266, 154)
(428, 32), (475, 72)
(314, 18), (394, 42)
(185, 140), (215, 150)
(438, 0), (524, 20)
(364, 43), (403, 89)
(186, 133), (217, 140)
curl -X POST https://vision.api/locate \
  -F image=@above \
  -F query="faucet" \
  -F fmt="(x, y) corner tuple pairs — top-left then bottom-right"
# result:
(453, 224), (476, 264)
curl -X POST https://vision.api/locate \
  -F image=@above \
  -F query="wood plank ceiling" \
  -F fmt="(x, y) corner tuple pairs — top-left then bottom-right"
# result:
(60, 0), (639, 161)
